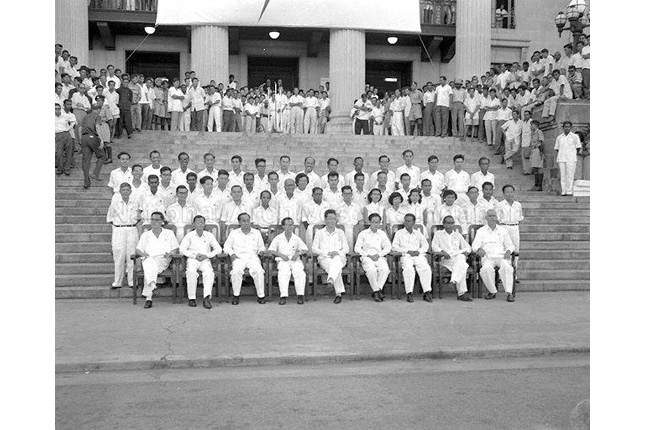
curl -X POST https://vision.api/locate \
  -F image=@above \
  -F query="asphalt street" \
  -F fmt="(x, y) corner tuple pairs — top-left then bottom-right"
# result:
(56, 354), (589, 430)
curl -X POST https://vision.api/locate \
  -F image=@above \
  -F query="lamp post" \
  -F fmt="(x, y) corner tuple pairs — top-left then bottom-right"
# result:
(554, 0), (589, 47)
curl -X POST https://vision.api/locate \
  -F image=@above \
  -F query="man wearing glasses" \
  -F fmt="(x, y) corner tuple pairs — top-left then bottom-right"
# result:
(135, 212), (180, 309)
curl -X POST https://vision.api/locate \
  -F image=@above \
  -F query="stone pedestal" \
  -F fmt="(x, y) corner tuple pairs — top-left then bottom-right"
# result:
(327, 29), (365, 134)
(455, 0), (491, 79)
(55, 0), (89, 66)
(191, 25), (229, 85)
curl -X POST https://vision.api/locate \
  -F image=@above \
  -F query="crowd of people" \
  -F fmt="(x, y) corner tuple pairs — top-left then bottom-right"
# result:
(106, 149), (524, 308)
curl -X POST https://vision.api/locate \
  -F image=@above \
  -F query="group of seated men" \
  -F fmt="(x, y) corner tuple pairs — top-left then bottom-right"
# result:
(106, 149), (523, 308)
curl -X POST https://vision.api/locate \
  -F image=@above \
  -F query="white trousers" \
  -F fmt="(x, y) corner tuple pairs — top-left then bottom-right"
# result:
(400, 255), (432, 294)
(480, 257), (514, 294)
(558, 161), (576, 195)
(186, 258), (215, 300)
(440, 254), (468, 295)
(282, 110), (291, 133)
(391, 112), (404, 136)
(245, 116), (256, 133)
(340, 224), (356, 251)
(273, 111), (283, 132)
(179, 110), (191, 131)
(276, 259), (306, 297)
(142, 256), (172, 299)
(208, 106), (222, 132)
(373, 123), (384, 136)
(361, 257), (390, 292)
(230, 256), (265, 297)
(304, 108), (318, 134)
(503, 225), (520, 253)
(112, 226), (138, 287)
(291, 107), (304, 133)
(318, 255), (346, 294)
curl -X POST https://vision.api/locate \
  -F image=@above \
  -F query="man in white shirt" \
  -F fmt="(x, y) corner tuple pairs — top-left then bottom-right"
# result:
(168, 79), (185, 131)
(166, 186), (197, 242)
(318, 91), (331, 134)
(303, 89), (319, 134)
(420, 179), (441, 232)
(228, 154), (245, 189)
(252, 190), (279, 230)
(542, 69), (573, 122)
(276, 155), (296, 192)
(141, 77), (155, 130)
(180, 215), (222, 309)
(451, 79), (467, 140)
(392, 214), (433, 302)
(223, 212), (267, 305)
(298, 157), (322, 191)
(353, 93), (373, 135)
(337, 186), (362, 250)
(477, 182), (499, 222)
(187, 78), (206, 132)
(395, 149), (421, 189)
(312, 210), (350, 303)
(142, 150), (162, 183)
(135, 212), (180, 308)
(289, 88), (305, 134)
(493, 98), (513, 155)
(481, 88), (500, 147)
(268, 217), (309, 305)
(139, 175), (166, 225)
(344, 157), (366, 190)
(302, 187), (331, 247)
(520, 111), (534, 175)
(55, 102), (76, 175)
(171, 152), (195, 188)
(108, 152), (134, 193)
(580, 34), (590, 99)
(369, 155), (396, 191)
(194, 176), (221, 224)
(275, 179), (302, 225)
(496, 184), (524, 256)
(554, 121), (582, 196)
(107, 183), (141, 289)
(220, 185), (253, 226)
(242, 172), (261, 210)
(500, 110), (524, 168)
(221, 88), (236, 132)
(322, 173), (344, 210)
(320, 158), (345, 190)
(433, 76), (453, 137)
(471, 209), (516, 302)
(196, 152), (218, 188)
(355, 213), (391, 301)
(444, 154), (470, 208)
(419, 155), (445, 198)
(205, 85), (223, 132)
(105, 64), (121, 89)
(470, 157), (495, 191)
(431, 215), (472, 301)
(422, 83), (436, 137)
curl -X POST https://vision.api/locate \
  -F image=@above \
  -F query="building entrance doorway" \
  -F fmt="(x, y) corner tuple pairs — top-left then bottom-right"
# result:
(125, 51), (180, 81)
(248, 57), (299, 91)
(366, 60), (413, 94)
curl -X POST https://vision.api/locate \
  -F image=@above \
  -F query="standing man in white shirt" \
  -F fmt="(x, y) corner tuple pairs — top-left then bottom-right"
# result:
(471, 209), (516, 302)
(187, 78), (206, 132)
(481, 88), (500, 147)
(107, 182), (141, 289)
(470, 157), (495, 192)
(298, 157), (322, 191)
(450, 79), (467, 140)
(223, 213), (267, 305)
(180, 215), (222, 309)
(312, 209), (350, 304)
(168, 79), (184, 131)
(369, 155), (396, 191)
(303, 89), (319, 134)
(302, 187), (331, 247)
(500, 110), (524, 168)
(268, 217), (309, 305)
(431, 215), (473, 301)
(108, 152), (133, 193)
(496, 184), (524, 257)
(337, 186), (362, 250)
(434, 76), (452, 138)
(289, 88), (305, 134)
(142, 150), (162, 183)
(391, 214), (433, 303)
(318, 91), (331, 134)
(444, 154), (471, 208)
(464, 87), (480, 141)
(355, 213), (391, 302)
(554, 121), (582, 196)
(55, 102), (76, 176)
(353, 94), (373, 135)
(221, 88), (236, 132)
(395, 149), (421, 189)
(580, 34), (590, 99)
(422, 83), (436, 137)
(407, 82), (424, 136)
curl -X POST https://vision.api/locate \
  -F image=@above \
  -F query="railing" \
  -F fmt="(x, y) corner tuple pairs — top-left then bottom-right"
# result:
(419, 0), (456, 26)
(491, 0), (516, 29)
(89, 0), (157, 12)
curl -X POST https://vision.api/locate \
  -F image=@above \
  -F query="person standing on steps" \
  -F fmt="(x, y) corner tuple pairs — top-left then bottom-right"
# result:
(107, 182), (141, 290)
(529, 120), (545, 191)
(79, 104), (105, 189)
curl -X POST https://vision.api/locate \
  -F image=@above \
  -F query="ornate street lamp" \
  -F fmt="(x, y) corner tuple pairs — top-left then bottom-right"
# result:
(554, 0), (589, 47)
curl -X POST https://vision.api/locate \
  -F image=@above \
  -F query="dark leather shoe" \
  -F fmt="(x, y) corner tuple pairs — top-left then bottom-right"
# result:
(232, 296), (240, 305)
(507, 293), (515, 303)
(203, 296), (212, 309)
(423, 292), (433, 302)
(83, 182), (90, 189)
(297, 295), (304, 305)
(485, 293), (496, 300)
(257, 297), (266, 304)
(458, 293), (473, 302)
(144, 300), (152, 309)
(188, 299), (196, 307)
(372, 292), (380, 302)
(407, 293), (413, 303)
(279, 297), (286, 305)
(377, 290), (385, 301)
(333, 295), (342, 304)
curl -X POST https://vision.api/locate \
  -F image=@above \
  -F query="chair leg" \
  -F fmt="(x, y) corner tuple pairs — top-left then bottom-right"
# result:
(132, 276), (138, 305)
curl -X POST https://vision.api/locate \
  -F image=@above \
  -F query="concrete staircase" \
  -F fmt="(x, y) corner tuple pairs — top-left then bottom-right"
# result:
(55, 131), (589, 298)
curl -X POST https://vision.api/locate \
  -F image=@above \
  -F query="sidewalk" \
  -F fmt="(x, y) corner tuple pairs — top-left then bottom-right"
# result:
(55, 292), (589, 372)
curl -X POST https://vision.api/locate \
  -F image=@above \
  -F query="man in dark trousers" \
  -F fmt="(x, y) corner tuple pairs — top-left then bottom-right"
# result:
(115, 74), (134, 139)
(79, 105), (106, 189)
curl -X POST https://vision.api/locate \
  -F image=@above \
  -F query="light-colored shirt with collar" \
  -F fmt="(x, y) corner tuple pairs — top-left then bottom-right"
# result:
(252, 205), (279, 228)
(171, 168), (195, 188)
(187, 86), (206, 111)
(496, 200), (524, 225)
(431, 229), (471, 257)
(297, 170), (322, 190)
(227, 170), (245, 189)
(180, 230), (222, 259)
(435, 204), (467, 232)
(106, 193), (140, 226)
(369, 170), (396, 191)
(108, 167), (134, 193)
(471, 224), (515, 258)
(55, 113), (74, 133)
(312, 226), (349, 257)
(320, 172), (345, 190)
(496, 107), (513, 121)
(194, 192), (222, 224)
(223, 227), (266, 259)
(353, 99), (373, 121)
(392, 228), (429, 254)
(395, 165), (421, 189)
(220, 201), (253, 226)
(337, 201), (362, 228)
(242, 187), (261, 210)
(268, 232), (309, 259)
(352, 188), (369, 209)
(275, 192), (303, 224)
(71, 92), (91, 111)
(166, 203), (197, 240)
(554, 131), (582, 163)
(419, 170), (445, 196)
(344, 170), (365, 189)
(501, 119), (523, 142)
(444, 169), (470, 195)
(302, 201), (331, 226)
(142, 165), (161, 183)
(139, 190), (167, 224)
(136, 228), (179, 260)
(470, 171), (495, 192)
(322, 188), (343, 210)
(355, 228), (391, 257)
(435, 84), (453, 107)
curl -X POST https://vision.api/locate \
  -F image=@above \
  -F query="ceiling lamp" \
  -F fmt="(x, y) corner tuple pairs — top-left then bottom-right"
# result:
(269, 31), (280, 39)
(387, 36), (398, 45)
(144, 26), (156, 35)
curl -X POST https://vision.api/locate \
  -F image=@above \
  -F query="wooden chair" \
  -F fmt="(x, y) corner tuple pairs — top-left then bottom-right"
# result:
(311, 224), (354, 300)
(221, 223), (268, 300)
(351, 223), (397, 299)
(429, 224), (477, 299)
(264, 224), (310, 300)
(130, 224), (180, 305)
(468, 224), (519, 298)
(389, 223), (431, 300)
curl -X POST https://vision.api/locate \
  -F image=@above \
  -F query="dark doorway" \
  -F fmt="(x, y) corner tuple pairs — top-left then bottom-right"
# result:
(125, 51), (180, 81)
(366, 60), (413, 94)
(248, 57), (299, 90)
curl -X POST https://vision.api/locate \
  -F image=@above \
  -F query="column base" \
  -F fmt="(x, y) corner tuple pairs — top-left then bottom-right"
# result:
(325, 117), (354, 135)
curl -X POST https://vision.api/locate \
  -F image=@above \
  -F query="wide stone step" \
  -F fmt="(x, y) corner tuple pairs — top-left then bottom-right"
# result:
(518, 260), (590, 271)
(521, 241), (589, 250)
(525, 209), (589, 217)
(515, 280), (590, 292)
(520, 232), (590, 241)
(520, 250), (590, 260)
(55, 274), (112, 287)
(55, 252), (113, 264)
(518, 269), (589, 280)
(56, 242), (112, 253)
(56, 200), (110, 208)
(57, 224), (112, 233)
(521, 202), (589, 209)
(56, 207), (109, 216)
(55, 286), (176, 299)
(56, 215), (108, 224)
(56, 233), (112, 243)
(522, 216), (589, 224)
(55, 191), (114, 200)
(57, 263), (115, 275)
(520, 224), (590, 233)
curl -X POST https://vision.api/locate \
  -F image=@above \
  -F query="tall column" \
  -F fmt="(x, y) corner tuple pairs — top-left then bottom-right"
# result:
(455, 0), (491, 80)
(327, 29), (365, 134)
(191, 25), (229, 86)
(55, 0), (89, 66)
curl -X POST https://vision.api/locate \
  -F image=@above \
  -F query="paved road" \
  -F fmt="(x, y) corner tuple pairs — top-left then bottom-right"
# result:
(56, 355), (589, 430)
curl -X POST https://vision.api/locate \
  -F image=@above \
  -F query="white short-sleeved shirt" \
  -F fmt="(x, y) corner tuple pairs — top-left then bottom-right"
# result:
(435, 84), (453, 107)
(136, 228), (179, 257)
(268, 232), (308, 259)
(554, 132), (582, 163)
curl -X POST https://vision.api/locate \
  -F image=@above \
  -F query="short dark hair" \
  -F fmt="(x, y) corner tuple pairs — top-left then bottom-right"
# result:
(160, 166), (172, 174)
(453, 154), (464, 162)
(327, 172), (339, 180)
(388, 192), (403, 206)
(217, 169), (229, 177)
(117, 152), (131, 159)
(324, 209), (337, 219)
(327, 157), (339, 165)
(368, 213), (382, 222)
(177, 152), (189, 160)
(193, 215), (206, 224)
(482, 181), (494, 190)
(502, 184), (515, 192)
(231, 155), (242, 162)
(186, 172), (197, 180)
(255, 157), (266, 166)
(200, 176), (213, 185)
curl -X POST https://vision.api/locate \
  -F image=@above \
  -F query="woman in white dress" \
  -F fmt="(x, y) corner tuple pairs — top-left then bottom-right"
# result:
(406, 188), (427, 236)
(363, 188), (386, 223)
